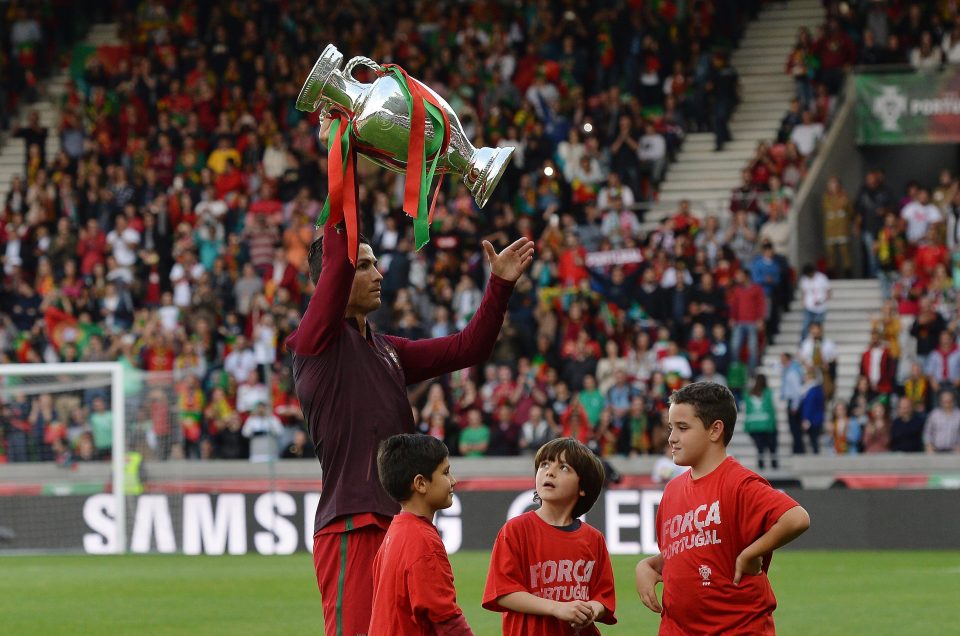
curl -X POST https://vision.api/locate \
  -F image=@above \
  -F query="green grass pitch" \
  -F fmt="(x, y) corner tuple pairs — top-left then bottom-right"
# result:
(1, 551), (956, 634)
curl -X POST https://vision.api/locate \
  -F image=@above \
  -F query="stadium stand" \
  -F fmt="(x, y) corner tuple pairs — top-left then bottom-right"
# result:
(0, 0), (957, 470)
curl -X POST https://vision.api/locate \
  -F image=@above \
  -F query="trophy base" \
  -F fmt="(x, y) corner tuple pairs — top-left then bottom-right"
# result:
(296, 44), (344, 113)
(465, 146), (515, 209)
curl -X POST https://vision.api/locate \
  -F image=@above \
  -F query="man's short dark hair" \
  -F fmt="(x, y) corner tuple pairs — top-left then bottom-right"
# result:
(308, 230), (371, 284)
(533, 438), (605, 519)
(669, 382), (738, 445)
(377, 434), (449, 503)
(802, 263), (815, 277)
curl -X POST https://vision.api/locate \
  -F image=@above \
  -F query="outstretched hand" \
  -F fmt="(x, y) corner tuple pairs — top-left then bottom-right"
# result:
(483, 238), (534, 283)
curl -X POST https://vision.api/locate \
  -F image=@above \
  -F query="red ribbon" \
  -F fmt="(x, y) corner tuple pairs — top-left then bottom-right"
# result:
(325, 110), (360, 264)
(383, 64), (451, 223)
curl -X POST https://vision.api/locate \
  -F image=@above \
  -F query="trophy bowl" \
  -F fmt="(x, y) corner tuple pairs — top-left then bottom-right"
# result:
(297, 44), (514, 209)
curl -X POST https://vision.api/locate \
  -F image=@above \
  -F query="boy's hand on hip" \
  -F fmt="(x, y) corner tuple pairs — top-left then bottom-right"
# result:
(635, 561), (663, 613)
(734, 552), (763, 585)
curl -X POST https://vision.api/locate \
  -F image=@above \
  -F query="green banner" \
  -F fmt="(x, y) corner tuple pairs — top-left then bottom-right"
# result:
(42, 482), (106, 496)
(927, 474), (960, 489)
(856, 71), (960, 144)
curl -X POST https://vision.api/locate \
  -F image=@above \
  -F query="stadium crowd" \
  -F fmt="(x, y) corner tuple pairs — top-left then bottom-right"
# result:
(791, 163), (960, 461)
(0, 0), (958, 464)
(1, 2), (102, 135)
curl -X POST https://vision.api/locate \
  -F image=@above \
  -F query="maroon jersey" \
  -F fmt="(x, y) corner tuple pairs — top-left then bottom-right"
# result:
(287, 226), (514, 534)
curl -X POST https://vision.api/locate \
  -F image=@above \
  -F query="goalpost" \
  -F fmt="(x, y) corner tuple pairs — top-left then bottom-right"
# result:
(0, 362), (126, 554)
(1, 360), (300, 556)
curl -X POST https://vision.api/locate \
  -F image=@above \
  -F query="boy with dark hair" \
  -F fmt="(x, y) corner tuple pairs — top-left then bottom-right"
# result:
(369, 434), (473, 636)
(636, 381), (811, 635)
(482, 437), (617, 635)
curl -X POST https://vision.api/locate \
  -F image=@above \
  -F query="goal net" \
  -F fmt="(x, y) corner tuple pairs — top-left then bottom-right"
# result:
(0, 362), (129, 553)
(0, 361), (304, 555)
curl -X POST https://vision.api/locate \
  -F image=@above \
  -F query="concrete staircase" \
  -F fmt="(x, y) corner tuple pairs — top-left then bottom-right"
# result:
(641, 0), (824, 231)
(728, 278), (885, 464)
(0, 24), (120, 205)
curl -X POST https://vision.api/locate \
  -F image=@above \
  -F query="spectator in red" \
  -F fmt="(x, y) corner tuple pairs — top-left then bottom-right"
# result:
(214, 158), (246, 201)
(685, 322), (713, 374)
(727, 268), (766, 374)
(557, 231), (588, 288)
(248, 181), (283, 224)
(913, 225), (949, 287)
(489, 365), (517, 412)
(560, 399), (591, 445)
(77, 219), (107, 277)
(860, 329), (895, 394)
(816, 18), (857, 95)
(890, 259), (921, 317)
(141, 333), (176, 372)
(667, 201), (697, 239)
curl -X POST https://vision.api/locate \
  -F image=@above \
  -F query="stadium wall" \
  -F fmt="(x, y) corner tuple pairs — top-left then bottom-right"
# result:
(857, 143), (959, 199)
(1, 488), (956, 555)
(3, 454), (958, 490)
(791, 75), (863, 272)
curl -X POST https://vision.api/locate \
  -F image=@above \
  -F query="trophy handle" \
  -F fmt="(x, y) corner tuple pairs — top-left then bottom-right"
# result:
(344, 56), (381, 79)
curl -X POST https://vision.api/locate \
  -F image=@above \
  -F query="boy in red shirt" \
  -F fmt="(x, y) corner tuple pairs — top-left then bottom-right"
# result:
(369, 434), (474, 636)
(482, 438), (617, 635)
(635, 382), (811, 635)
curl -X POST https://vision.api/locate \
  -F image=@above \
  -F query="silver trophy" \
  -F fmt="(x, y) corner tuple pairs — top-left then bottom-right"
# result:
(297, 44), (513, 209)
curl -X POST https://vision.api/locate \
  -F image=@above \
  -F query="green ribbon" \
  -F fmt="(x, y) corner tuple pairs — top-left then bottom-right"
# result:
(386, 66), (447, 251)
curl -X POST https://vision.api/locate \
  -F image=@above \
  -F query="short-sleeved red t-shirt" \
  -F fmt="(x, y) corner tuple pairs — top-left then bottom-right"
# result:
(656, 456), (799, 635)
(369, 512), (465, 636)
(483, 511), (617, 636)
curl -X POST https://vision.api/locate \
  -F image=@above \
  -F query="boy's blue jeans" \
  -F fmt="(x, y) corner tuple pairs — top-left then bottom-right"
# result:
(731, 322), (758, 372)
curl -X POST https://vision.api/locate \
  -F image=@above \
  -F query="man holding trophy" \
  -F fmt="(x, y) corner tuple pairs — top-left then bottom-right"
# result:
(285, 45), (530, 635)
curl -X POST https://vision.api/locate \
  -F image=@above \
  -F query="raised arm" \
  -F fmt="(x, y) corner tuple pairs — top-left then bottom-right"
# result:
(386, 274), (514, 385)
(284, 224), (355, 356)
(386, 238), (534, 385)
